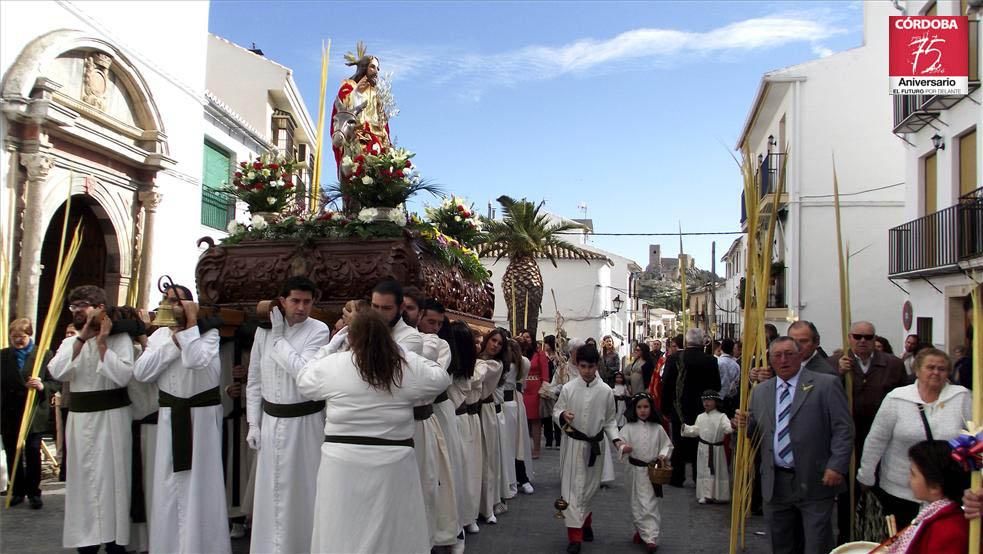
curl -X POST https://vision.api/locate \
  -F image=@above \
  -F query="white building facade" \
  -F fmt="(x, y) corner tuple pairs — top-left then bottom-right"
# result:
(736, 0), (907, 346)
(888, 0), (981, 352)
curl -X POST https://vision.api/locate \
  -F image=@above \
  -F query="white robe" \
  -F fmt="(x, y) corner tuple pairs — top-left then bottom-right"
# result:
(421, 334), (463, 543)
(449, 370), (482, 525)
(49, 334), (134, 548)
(218, 343), (254, 519)
(246, 318), (331, 554)
(297, 349), (451, 554)
(134, 326), (231, 554)
(414, 334), (458, 546)
(127, 367), (159, 554)
(620, 421), (673, 544)
(497, 376), (517, 499)
(553, 376), (620, 528)
(477, 359), (504, 518)
(681, 410), (732, 501)
(514, 356), (533, 467)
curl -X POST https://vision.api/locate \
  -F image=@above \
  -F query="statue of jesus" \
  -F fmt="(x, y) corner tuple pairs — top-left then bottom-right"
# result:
(331, 42), (391, 170)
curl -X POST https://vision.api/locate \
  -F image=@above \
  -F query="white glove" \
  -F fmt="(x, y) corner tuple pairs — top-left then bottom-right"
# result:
(270, 306), (285, 338)
(246, 425), (261, 450)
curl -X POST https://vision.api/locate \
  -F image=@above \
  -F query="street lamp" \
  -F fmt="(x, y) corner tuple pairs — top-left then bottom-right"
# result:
(612, 295), (624, 313)
(931, 133), (945, 151)
(768, 134), (776, 151)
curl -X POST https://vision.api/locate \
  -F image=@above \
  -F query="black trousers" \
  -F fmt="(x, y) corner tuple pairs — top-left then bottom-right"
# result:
(542, 417), (561, 447)
(515, 460), (530, 485)
(669, 418), (697, 485)
(2, 430), (42, 498)
(77, 542), (126, 554)
(59, 407), (69, 481)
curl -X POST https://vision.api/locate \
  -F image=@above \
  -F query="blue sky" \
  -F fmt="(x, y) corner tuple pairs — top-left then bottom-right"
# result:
(209, 1), (864, 271)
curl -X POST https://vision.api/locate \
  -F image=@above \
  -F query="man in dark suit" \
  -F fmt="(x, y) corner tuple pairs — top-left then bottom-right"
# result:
(788, 320), (836, 375)
(663, 328), (721, 487)
(831, 320), (908, 543)
(736, 336), (853, 554)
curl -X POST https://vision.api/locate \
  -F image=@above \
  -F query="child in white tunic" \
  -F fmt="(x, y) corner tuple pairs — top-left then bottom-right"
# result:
(681, 390), (732, 504)
(619, 392), (673, 553)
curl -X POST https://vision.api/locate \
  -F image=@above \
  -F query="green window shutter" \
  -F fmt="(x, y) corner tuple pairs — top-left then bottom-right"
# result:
(201, 142), (233, 229)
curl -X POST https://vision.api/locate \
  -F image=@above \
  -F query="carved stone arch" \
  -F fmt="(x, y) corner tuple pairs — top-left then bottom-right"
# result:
(39, 170), (131, 278)
(1, 28), (171, 160)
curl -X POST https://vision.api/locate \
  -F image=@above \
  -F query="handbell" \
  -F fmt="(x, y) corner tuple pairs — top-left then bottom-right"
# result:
(553, 496), (569, 519)
(152, 299), (180, 328)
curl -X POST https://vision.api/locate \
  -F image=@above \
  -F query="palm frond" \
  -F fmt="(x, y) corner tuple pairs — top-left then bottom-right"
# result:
(479, 196), (592, 267)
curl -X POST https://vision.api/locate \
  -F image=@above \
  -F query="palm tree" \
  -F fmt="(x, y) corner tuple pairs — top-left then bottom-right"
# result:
(480, 195), (591, 339)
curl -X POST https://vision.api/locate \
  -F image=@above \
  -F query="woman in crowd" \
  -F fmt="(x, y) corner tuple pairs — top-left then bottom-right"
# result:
(523, 338), (550, 459)
(445, 321), (484, 537)
(624, 342), (656, 397)
(599, 335), (621, 386)
(497, 339), (520, 499)
(874, 336), (895, 355)
(297, 310), (450, 554)
(477, 329), (507, 523)
(1, 318), (55, 509)
(540, 335), (563, 450)
(503, 339), (534, 495)
(857, 348), (971, 529)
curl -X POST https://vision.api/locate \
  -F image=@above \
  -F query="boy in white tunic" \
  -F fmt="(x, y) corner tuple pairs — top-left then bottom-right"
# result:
(554, 344), (627, 554)
(134, 285), (231, 554)
(246, 277), (331, 554)
(49, 286), (133, 553)
(619, 392), (672, 552)
(681, 390), (732, 504)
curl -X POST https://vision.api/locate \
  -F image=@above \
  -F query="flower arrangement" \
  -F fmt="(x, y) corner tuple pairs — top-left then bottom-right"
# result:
(414, 219), (490, 281)
(424, 196), (483, 247)
(358, 206), (407, 227)
(225, 156), (297, 214)
(329, 147), (443, 209)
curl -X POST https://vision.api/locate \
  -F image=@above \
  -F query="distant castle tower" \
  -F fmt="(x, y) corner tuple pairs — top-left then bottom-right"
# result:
(646, 244), (662, 273)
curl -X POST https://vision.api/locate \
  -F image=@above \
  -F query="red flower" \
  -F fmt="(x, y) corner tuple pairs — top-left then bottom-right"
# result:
(281, 173), (290, 181)
(253, 183), (263, 191)
(270, 163), (279, 171)
(284, 183), (293, 189)
(239, 161), (247, 168)
(253, 161), (263, 170)
(234, 172), (243, 178)
(405, 160), (412, 168)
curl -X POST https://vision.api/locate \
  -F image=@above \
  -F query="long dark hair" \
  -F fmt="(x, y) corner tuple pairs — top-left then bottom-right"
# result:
(447, 321), (477, 380)
(636, 342), (655, 366)
(348, 311), (404, 393)
(625, 392), (663, 424)
(908, 440), (968, 503)
(480, 328), (509, 364)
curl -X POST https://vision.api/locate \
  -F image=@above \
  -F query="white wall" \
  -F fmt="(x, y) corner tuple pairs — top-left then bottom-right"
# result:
(206, 35), (288, 143)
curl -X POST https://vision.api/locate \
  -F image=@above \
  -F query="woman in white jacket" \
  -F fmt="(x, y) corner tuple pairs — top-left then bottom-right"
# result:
(857, 348), (971, 529)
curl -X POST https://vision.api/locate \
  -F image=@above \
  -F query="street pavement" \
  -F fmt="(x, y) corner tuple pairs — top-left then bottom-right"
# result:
(1, 444), (772, 553)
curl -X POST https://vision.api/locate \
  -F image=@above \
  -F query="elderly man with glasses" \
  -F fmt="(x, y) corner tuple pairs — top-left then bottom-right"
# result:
(830, 320), (907, 545)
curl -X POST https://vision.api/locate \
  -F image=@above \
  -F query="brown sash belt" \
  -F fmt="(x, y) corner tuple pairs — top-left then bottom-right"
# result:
(159, 387), (221, 473)
(324, 435), (414, 448)
(413, 404), (434, 421)
(69, 387), (131, 413)
(699, 438), (724, 476)
(263, 399), (325, 418)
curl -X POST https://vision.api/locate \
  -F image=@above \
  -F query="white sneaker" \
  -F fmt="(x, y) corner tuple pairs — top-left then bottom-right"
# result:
(485, 514), (498, 524)
(493, 502), (507, 515)
(464, 522), (480, 534)
(230, 522), (247, 539)
(451, 537), (466, 554)
(698, 498), (707, 505)
(520, 482), (535, 495)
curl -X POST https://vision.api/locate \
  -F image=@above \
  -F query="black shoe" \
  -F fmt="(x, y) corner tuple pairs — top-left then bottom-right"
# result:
(8, 495), (24, 507)
(583, 527), (594, 542)
(566, 542), (581, 554)
(28, 496), (42, 509)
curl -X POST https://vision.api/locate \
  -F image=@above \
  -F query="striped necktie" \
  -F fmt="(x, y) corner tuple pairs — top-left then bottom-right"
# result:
(776, 381), (794, 467)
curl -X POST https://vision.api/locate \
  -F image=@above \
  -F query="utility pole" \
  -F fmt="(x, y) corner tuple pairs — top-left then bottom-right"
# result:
(710, 241), (717, 342)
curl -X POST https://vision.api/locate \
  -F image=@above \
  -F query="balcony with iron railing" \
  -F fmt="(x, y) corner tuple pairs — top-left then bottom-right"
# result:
(888, 186), (983, 277)
(893, 20), (979, 134)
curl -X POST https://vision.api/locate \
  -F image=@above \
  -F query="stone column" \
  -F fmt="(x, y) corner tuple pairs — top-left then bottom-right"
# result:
(16, 152), (54, 322)
(137, 189), (162, 309)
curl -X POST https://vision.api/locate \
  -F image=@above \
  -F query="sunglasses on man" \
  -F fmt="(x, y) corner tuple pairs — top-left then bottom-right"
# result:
(850, 333), (875, 341)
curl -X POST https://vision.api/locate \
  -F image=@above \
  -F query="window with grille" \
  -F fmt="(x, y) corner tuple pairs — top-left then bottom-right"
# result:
(201, 141), (234, 229)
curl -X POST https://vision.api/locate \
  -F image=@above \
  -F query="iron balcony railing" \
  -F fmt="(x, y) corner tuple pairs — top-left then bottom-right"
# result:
(201, 187), (234, 230)
(959, 186), (983, 261)
(888, 204), (960, 277)
(768, 266), (787, 308)
(759, 152), (785, 198)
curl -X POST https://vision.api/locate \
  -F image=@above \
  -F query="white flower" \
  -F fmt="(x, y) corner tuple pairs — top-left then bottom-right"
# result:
(389, 207), (406, 226)
(267, 197), (276, 205)
(261, 169), (271, 177)
(402, 168), (412, 176)
(358, 208), (379, 222)
(454, 215), (462, 222)
(371, 143), (381, 153)
(226, 220), (241, 234)
(251, 215), (268, 230)
(362, 176), (374, 185)
(247, 171), (256, 179)
(273, 180), (284, 188)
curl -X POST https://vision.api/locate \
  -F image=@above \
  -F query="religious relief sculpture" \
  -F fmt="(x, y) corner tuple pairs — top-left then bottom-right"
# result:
(330, 42), (392, 172)
(82, 53), (112, 111)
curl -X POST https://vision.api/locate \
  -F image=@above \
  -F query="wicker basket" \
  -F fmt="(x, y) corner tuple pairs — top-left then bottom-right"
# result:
(647, 458), (673, 485)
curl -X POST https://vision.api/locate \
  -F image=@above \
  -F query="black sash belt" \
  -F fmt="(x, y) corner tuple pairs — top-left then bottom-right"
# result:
(563, 425), (606, 467)
(69, 388), (131, 413)
(495, 404), (502, 414)
(413, 404), (434, 421)
(628, 456), (664, 497)
(262, 399), (325, 418)
(699, 438), (724, 476)
(159, 387), (221, 473)
(455, 403), (468, 416)
(434, 391), (449, 404)
(480, 395), (494, 404)
(467, 403), (481, 415)
(130, 411), (160, 523)
(324, 435), (414, 448)
(504, 390), (515, 402)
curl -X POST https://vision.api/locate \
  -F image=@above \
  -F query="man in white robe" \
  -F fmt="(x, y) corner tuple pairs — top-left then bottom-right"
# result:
(49, 286), (133, 553)
(246, 277), (331, 554)
(554, 344), (626, 554)
(134, 287), (231, 554)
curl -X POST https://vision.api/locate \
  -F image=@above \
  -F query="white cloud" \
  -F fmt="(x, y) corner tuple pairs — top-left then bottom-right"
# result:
(357, 10), (847, 93)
